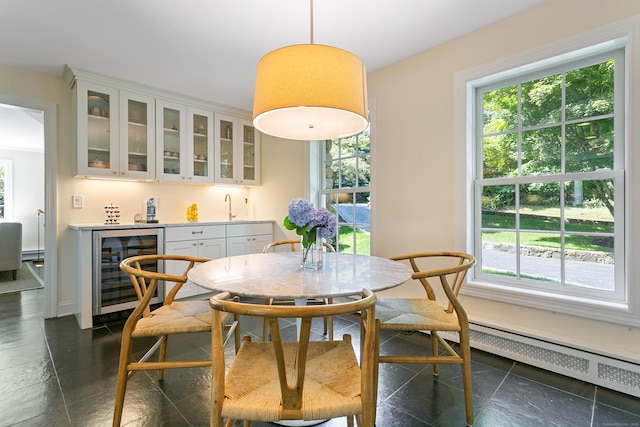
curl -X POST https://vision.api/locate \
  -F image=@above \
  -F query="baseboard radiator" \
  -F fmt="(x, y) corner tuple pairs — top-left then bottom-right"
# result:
(439, 323), (640, 398)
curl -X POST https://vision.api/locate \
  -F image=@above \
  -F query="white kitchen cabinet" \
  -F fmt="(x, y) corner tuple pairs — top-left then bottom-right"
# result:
(68, 67), (259, 185)
(74, 80), (156, 179)
(156, 102), (215, 183)
(226, 222), (273, 256)
(164, 224), (226, 299)
(156, 99), (187, 182)
(119, 90), (156, 178)
(215, 114), (260, 185)
(187, 107), (215, 183)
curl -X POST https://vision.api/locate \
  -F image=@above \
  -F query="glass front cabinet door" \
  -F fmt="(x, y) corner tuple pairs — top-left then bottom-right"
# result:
(239, 118), (260, 185)
(215, 114), (260, 185)
(76, 81), (119, 177)
(75, 81), (155, 179)
(187, 107), (214, 183)
(118, 91), (155, 179)
(156, 99), (187, 182)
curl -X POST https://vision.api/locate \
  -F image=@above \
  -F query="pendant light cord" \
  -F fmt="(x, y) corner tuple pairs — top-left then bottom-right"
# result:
(310, 0), (314, 44)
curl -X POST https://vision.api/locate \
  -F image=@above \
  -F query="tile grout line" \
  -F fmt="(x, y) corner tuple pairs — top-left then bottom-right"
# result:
(42, 320), (73, 426)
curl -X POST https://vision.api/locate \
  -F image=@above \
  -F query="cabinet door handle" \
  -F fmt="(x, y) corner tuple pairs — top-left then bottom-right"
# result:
(192, 231), (204, 235)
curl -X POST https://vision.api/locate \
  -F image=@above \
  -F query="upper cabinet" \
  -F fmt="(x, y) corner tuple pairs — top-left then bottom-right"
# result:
(187, 107), (215, 183)
(120, 91), (156, 179)
(155, 99), (187, 182)
(75, 80), (155, 179)
(156, 101), (215, 183)
(215, 114), (260, 185)
(68, 67), (259, 185)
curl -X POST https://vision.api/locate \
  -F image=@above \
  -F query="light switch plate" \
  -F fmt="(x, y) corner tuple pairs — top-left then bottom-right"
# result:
(72, 194), (83, 209)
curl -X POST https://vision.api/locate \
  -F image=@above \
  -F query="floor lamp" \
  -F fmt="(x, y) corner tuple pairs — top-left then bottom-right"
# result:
(34, 209), (44, 267)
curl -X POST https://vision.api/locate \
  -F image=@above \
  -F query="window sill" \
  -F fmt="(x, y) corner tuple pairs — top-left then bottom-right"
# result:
(461, 279), (639, 327)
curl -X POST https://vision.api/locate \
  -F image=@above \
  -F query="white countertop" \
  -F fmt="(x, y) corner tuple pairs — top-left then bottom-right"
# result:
(68, 219), (274, 231)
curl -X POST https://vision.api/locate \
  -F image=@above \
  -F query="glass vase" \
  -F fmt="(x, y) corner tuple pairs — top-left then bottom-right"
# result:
(301, 229), (323, 269)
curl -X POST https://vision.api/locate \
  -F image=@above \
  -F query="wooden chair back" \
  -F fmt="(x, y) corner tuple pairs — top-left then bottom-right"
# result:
(120, 254), (210, 316)
(210, 289), (377, 425)
(390, 251), (476, 314)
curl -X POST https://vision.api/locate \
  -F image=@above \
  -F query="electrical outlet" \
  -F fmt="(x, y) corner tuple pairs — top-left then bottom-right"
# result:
(72, 194), (84, 209)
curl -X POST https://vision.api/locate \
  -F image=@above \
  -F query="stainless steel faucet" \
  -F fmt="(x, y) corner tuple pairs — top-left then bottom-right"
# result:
(225, 194), (236, 221)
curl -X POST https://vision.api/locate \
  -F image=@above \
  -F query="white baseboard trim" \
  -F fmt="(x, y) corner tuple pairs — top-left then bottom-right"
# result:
(439, 323), (640, 398)
(56, 301), (75, 318)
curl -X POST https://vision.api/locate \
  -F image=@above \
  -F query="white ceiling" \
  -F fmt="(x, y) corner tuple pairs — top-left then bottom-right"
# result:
(1, 0), (547, 114)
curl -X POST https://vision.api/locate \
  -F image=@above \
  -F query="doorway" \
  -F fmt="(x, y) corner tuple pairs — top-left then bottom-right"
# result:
(0, 94), (57, 319)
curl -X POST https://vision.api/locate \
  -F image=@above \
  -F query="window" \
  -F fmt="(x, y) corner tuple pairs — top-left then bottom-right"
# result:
(454, 26), (640, 325)
(317, 129), (371, 254)
(0, 160), (12, 219)
(475, 48), (625, 303)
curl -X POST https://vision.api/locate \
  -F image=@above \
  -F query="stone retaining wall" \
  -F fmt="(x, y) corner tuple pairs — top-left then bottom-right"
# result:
(482, 242), (614, 264)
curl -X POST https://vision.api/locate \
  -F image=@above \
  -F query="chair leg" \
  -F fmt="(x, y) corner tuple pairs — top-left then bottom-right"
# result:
(262, 298), (271, 341)
(372, 320), (381, 426)
(431, 332), (440, 376)
(460, 331), (474, 426)
(158, 335), (168, 380)
(12, 270), (17, 280)
(326, 298), (334, 341)
(113, 334), (132, 427)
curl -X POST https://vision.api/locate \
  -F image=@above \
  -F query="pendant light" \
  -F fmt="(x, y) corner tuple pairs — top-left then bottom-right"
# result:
(252, 0), (368, 141)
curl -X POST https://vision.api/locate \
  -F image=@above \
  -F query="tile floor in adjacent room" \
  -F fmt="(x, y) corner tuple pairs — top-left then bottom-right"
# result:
(1, 288), (639, 427)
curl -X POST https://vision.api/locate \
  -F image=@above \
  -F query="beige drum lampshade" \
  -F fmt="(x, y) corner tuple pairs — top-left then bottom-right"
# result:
(252, 44), (368, 141)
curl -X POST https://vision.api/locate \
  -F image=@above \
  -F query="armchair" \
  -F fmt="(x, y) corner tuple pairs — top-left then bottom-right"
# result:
(0, 222), (22, 280)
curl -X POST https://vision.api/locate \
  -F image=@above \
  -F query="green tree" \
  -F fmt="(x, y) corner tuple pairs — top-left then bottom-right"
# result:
(327, 131), (370, 203)
(482, 60), (616, 216)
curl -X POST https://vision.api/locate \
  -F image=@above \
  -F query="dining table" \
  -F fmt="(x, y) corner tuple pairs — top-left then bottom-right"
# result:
(187, 250), (413, 426)
(187, 251), (412, 301)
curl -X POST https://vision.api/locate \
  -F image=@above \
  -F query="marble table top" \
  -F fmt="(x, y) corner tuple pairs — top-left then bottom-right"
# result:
(187, 252), (413, 299)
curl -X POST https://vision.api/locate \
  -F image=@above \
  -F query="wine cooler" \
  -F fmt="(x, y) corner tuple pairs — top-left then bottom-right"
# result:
(93, 228), (164, 316)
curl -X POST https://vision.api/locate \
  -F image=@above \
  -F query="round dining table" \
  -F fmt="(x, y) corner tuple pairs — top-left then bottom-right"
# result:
(187, 251), (412, 427)
(187, 251), (413, 299)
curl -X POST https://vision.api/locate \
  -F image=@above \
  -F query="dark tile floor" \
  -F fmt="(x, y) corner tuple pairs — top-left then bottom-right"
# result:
(1, 287), (640, 427)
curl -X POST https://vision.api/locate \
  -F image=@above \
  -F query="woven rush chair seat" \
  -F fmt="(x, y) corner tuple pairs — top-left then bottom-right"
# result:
(375, 251), (476, 427)
(131, 300), (213, 337)
(375, 298), (461, 332)
(261, 239), (336, 340)
(223, 339), (362, 421)
(113, 254), (239, 427)
(210, 288), (378, 426)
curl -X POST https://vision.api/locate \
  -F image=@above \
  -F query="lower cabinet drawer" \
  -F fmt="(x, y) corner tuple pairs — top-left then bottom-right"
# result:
(165, 225), (226, 242)
(226, 222), (273, 238)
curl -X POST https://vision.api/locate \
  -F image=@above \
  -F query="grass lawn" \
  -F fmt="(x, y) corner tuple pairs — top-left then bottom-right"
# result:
(336, 226), (370, 255)
(483, 206), (614, 252)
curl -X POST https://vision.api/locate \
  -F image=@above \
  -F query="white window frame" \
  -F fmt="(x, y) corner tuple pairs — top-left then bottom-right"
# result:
(0, 159), (13, 220)
(454, 17), (640, 327)
(475, 48), (624, 301)
(316, 129), (372, 254)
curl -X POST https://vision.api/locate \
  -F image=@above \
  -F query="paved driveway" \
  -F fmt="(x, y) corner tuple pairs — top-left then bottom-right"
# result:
(482, 248), (615, 291)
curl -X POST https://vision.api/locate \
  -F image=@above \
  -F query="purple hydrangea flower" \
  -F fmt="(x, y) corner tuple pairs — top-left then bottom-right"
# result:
(287, 198), (314, 227)
(310, 208), (337, 239)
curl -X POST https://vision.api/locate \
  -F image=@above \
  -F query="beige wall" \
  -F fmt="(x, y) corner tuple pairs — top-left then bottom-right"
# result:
(368, 0), (640, 361)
